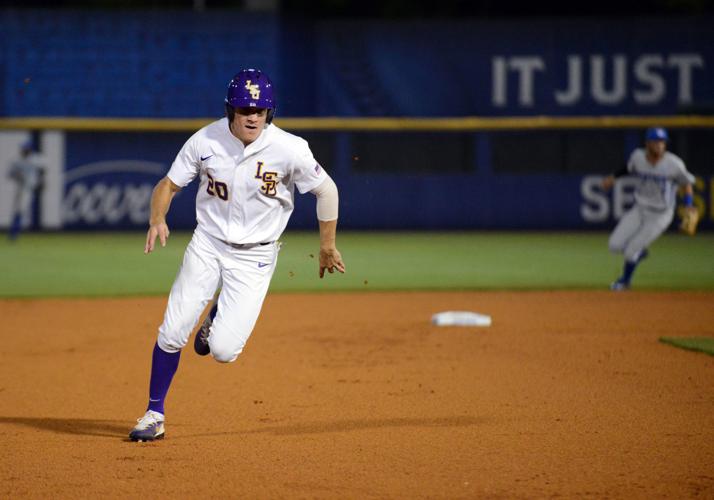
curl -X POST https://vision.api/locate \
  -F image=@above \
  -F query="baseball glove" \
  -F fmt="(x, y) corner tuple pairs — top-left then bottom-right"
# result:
(679, 208), (699, 236)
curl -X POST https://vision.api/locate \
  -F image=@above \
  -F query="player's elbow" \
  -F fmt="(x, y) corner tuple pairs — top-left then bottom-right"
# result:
(312, 177), (339, 221)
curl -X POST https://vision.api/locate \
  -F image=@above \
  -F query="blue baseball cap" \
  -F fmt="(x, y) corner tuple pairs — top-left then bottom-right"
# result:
(645, 127), (668, 141)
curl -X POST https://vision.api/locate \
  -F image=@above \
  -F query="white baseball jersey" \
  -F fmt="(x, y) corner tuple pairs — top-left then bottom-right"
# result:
(626, 149), (695, 212)
(9, 156), (43, 190)
(158, 119), (329, 360)
(167, 118), (327, 244)
(9, 155), (43, 214)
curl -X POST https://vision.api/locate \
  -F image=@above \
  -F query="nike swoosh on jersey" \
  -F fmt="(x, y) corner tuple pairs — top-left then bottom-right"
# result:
(200, 154), (214, 161)
(257, 262), (270, 268)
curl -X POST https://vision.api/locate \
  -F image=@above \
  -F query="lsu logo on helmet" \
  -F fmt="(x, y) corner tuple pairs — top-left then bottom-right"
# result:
(244, 80), (260, 100)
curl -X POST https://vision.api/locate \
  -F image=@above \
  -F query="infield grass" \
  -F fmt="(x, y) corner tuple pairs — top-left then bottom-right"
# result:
(0, 231), (713, 298)
(659, 337), (714, 356)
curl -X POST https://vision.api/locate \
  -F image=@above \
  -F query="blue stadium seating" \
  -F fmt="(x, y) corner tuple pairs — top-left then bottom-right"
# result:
(0, 10), (278, 117)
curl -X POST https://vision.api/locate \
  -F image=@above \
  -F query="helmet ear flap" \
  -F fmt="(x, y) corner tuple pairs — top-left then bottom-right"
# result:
(267, 108), (275, 124)
(225, 102), (235, 122)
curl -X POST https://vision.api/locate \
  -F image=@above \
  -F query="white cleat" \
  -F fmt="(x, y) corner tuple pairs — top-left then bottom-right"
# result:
(129, 410), (165, 442)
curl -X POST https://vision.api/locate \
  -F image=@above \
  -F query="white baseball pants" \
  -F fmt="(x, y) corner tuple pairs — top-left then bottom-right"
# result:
(12, 186), (35, 225)
(157, 227), (278, 363)
(608, 205), (674, 262)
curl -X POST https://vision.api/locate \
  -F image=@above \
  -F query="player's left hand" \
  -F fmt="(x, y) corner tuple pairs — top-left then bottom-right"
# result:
(319, 247), (345, 278)
(679, 206), (700, 236)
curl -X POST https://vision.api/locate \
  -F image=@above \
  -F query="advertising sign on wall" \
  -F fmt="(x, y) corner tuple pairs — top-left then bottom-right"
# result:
(0, 130), (710, 231)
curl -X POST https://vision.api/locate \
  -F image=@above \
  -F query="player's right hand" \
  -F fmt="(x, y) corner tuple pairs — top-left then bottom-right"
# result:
(145, 222), (170, 254)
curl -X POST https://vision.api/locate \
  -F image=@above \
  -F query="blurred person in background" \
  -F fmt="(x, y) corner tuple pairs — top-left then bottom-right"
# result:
(601, 127), (696, 290)
(7, 141), (44, 241)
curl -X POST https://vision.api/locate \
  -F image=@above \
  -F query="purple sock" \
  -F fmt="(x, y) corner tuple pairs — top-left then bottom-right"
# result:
(147, 342), (181, 415)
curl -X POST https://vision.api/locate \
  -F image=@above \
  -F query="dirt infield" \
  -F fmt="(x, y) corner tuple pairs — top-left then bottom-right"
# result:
(1, 291), (713, 498)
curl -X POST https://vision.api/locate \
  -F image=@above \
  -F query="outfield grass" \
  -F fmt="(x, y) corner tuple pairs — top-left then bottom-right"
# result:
(0, 231), (712, 298)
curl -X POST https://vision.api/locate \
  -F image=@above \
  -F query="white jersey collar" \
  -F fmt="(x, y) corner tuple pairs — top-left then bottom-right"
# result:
(223, 119), (272, 157)
(245, 123), (273, 156)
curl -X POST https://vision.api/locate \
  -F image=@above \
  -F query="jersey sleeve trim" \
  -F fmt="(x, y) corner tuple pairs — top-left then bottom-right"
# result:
(296, 169), (328, 194)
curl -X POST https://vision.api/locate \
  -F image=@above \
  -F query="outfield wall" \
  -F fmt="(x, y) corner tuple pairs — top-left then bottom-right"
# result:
(0, 119), (711, 231)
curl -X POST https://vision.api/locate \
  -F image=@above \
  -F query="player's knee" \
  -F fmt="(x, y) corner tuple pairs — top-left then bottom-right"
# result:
(608, 237), (624, 254)
(157, 332), (184, 353)
(209, 340), (244, 364)
(211, 350), (238, 363)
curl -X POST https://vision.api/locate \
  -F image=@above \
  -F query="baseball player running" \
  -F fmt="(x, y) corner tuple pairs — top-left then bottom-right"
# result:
(129, 69), (345, 441)
(602, 127), (696, 290)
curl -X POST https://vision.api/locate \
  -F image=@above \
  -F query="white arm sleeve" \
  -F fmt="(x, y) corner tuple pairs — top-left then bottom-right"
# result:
(310, 175), (339, 221)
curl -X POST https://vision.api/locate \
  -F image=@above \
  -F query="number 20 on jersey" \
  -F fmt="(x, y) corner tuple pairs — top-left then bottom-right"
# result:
(206, 172), (228, 200)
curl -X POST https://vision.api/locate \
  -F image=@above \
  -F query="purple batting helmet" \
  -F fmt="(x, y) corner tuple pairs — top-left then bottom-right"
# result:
(225, 69), (276, 123)
(645, 127), (668, 142)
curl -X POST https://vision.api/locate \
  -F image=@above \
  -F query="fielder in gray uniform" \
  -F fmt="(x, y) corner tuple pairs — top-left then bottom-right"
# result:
(7, 141), (44, 241)
(602, 127), (696, 290)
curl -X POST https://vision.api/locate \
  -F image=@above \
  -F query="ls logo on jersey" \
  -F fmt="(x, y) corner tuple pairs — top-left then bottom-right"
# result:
(244, 80), (260, 99)
(255, 161), (277, 196)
